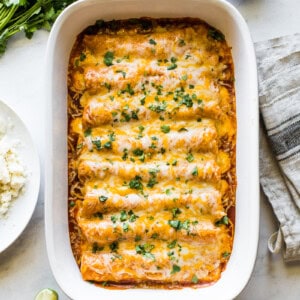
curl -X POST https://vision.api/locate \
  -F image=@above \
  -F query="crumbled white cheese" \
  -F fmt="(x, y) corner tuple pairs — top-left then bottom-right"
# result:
(0, 118), (26, 217)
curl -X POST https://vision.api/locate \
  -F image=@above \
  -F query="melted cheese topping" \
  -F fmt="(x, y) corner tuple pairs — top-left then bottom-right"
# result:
(68, 18), (236, 288)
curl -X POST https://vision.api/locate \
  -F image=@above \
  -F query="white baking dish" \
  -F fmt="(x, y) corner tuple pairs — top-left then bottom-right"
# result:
(45, 0), (259, 299)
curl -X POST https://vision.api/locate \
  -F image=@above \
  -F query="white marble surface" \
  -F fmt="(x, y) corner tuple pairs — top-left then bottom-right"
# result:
(0, 1), (299, 299)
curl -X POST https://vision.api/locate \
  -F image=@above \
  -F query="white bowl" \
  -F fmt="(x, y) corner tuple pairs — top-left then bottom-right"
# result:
(45, 0), (259, 299)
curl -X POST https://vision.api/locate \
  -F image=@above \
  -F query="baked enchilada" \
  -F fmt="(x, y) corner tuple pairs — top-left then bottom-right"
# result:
(67, 18), (236, 288)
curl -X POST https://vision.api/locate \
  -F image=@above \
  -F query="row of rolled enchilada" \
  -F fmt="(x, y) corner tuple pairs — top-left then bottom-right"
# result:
(68, 18), (236, 287)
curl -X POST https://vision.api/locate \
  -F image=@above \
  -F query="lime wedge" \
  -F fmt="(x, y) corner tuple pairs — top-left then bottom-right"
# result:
(35, 288), (58, 300)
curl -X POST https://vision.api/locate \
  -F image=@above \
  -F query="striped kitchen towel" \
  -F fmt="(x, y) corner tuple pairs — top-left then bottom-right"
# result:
(256, 34), (300, 261)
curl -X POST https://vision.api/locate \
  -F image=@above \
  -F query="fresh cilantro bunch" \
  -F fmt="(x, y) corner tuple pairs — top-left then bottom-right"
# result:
(0, 0), (77, 55)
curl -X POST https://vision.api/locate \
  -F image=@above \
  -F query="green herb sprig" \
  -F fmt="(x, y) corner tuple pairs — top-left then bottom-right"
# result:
(0, 0), (77, 56)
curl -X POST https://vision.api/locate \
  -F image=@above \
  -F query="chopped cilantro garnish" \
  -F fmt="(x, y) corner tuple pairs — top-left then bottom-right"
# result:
(178, 127), (188, 132)
(133, 148), (145, 162)
(122, 148), (128, 160)
(140, 96), (146, 105)
(136, 243), (155, 260)
(181, 220), (190, 231)
(103, 51), (114, 66)
(128, 210), (139, 222)
(137, 125), (145, 139)
(111, 253), (122, 261)
(131, 110), (139, 120)
(120, 211), (127, 222)
(116, 70), (126, 78)
(168, 220), (181, 230)
(149, 142), (157, 149)
(133, 148), (144, 156)
(208, 28), (225, 41)
(171, 57), (177, 63)
(180, 94), (193, 107)
(84, 128), (92, 137)
(95, 19), (105, 28)
(121, 111), (131, 122)
(103, 141), (112, 149)
(147, 177), (158, 188)
(148, 101), (167, 113)
(167, 63), (177, 70)
(122, 83), (135, 95)
(99, 195), (108, 202)
(109, 241), (119, 252)
(116, 55), (130, 63)
(168, 219), (190, 231)
(192, 166), (198, 176)
(147, 168), (159, 188)
(111, 215), (118, 223)
(181, 74), (188, 81)
(222, 252), (231, 258)
(92, 139), (101, 150)
(80, 52), (86, 61)
(171, 264), (181, 274)
(151, 233), (159, 239)
(161, 125), (170, 133)
(94, 212), (103, 219)
(171, 159), (177, 166)
(149, 38), (157, 45)
(215, 216), (229, 226)
(156, 85), (163, 95)
(167, 57), (178, 70)
(178, 39), (186, 46)
(129, 175), (143, 190)
(148, 168), (159, 175)
(108, 132), (116, 141)
(172, 207), (182, 218)
(104, 82), (111, 91)
(167, 240), (177, 249)
(92, 243), (104, 253)
(122, 222), (129, 232)
(167, 251), (175, 259)
(135, 235), (142, 242)
(186, 153), (194, 162)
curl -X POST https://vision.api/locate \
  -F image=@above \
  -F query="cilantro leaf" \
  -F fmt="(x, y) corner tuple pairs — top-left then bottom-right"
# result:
(208, 28), (225, 41)
(0, 0), (77, 57)
(103, 51), (114, 66)
(161, 125), (170, 133)
(171, 264), (181, 274)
